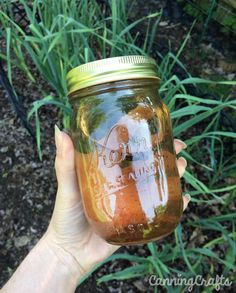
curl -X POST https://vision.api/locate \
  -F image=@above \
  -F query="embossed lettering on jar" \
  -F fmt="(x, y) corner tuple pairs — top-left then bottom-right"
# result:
(67, 56), (183, 245)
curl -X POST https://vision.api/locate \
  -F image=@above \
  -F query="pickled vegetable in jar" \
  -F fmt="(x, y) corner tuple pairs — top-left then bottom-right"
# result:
(67, 56), (183, 245)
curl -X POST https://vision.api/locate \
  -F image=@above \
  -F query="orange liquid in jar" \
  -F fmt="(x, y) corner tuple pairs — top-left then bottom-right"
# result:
(74, 105), (183, 245)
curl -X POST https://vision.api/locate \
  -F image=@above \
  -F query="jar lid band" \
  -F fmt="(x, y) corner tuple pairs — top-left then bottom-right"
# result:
(66, 55), (160, 96)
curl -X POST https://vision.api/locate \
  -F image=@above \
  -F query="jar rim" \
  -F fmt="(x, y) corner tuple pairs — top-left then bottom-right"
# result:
(66, 55), (160, 96)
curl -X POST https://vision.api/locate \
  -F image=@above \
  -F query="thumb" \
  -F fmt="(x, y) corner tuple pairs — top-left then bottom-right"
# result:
(49, 125), (88, 241)
(54, 125), (81, 207)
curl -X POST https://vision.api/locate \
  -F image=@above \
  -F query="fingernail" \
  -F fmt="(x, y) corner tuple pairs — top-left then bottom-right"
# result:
(175, 139), (187, 149)
(55, 124), (62, 154)
(179, 157), (187, 167)
(185, 194), (191, 202)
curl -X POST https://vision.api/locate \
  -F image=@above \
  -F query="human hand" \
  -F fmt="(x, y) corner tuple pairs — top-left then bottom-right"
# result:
(44, 126), (190, 278)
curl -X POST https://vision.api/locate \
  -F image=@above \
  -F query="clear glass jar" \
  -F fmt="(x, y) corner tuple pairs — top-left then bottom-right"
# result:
(67, 56), (183, 245)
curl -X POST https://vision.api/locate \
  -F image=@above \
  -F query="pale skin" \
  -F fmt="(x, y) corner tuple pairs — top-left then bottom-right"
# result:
(2, 126), (190, 293)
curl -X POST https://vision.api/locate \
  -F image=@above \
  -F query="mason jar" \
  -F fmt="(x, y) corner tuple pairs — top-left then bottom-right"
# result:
(67, 56), (183, 245)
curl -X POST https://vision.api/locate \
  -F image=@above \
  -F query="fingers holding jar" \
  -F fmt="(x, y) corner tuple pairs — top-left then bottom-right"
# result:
(183, 194), (191, 211)
(177, 157), (187, 178)
(173, 138), (190, 211)
(174, 138), (187, 154)
(174, 138), (187, 178)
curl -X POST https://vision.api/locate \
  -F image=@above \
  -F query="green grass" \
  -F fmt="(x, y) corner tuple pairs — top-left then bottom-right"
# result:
(0, 0), (160, 158)
(0, 0), (236, 291)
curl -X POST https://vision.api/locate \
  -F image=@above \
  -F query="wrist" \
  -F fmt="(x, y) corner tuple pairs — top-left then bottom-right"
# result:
(3, 234), (84, 293)
(38, 234), (84, 287)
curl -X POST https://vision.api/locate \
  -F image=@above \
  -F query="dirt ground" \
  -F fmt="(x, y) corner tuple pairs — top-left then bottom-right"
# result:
(0, 1), (235, 292)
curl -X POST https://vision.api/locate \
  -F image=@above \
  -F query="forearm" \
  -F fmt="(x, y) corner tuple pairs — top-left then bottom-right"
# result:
(2, 235), (83, 293)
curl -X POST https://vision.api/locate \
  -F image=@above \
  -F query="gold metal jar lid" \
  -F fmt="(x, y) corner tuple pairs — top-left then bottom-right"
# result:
(66, 55), (160, 96)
